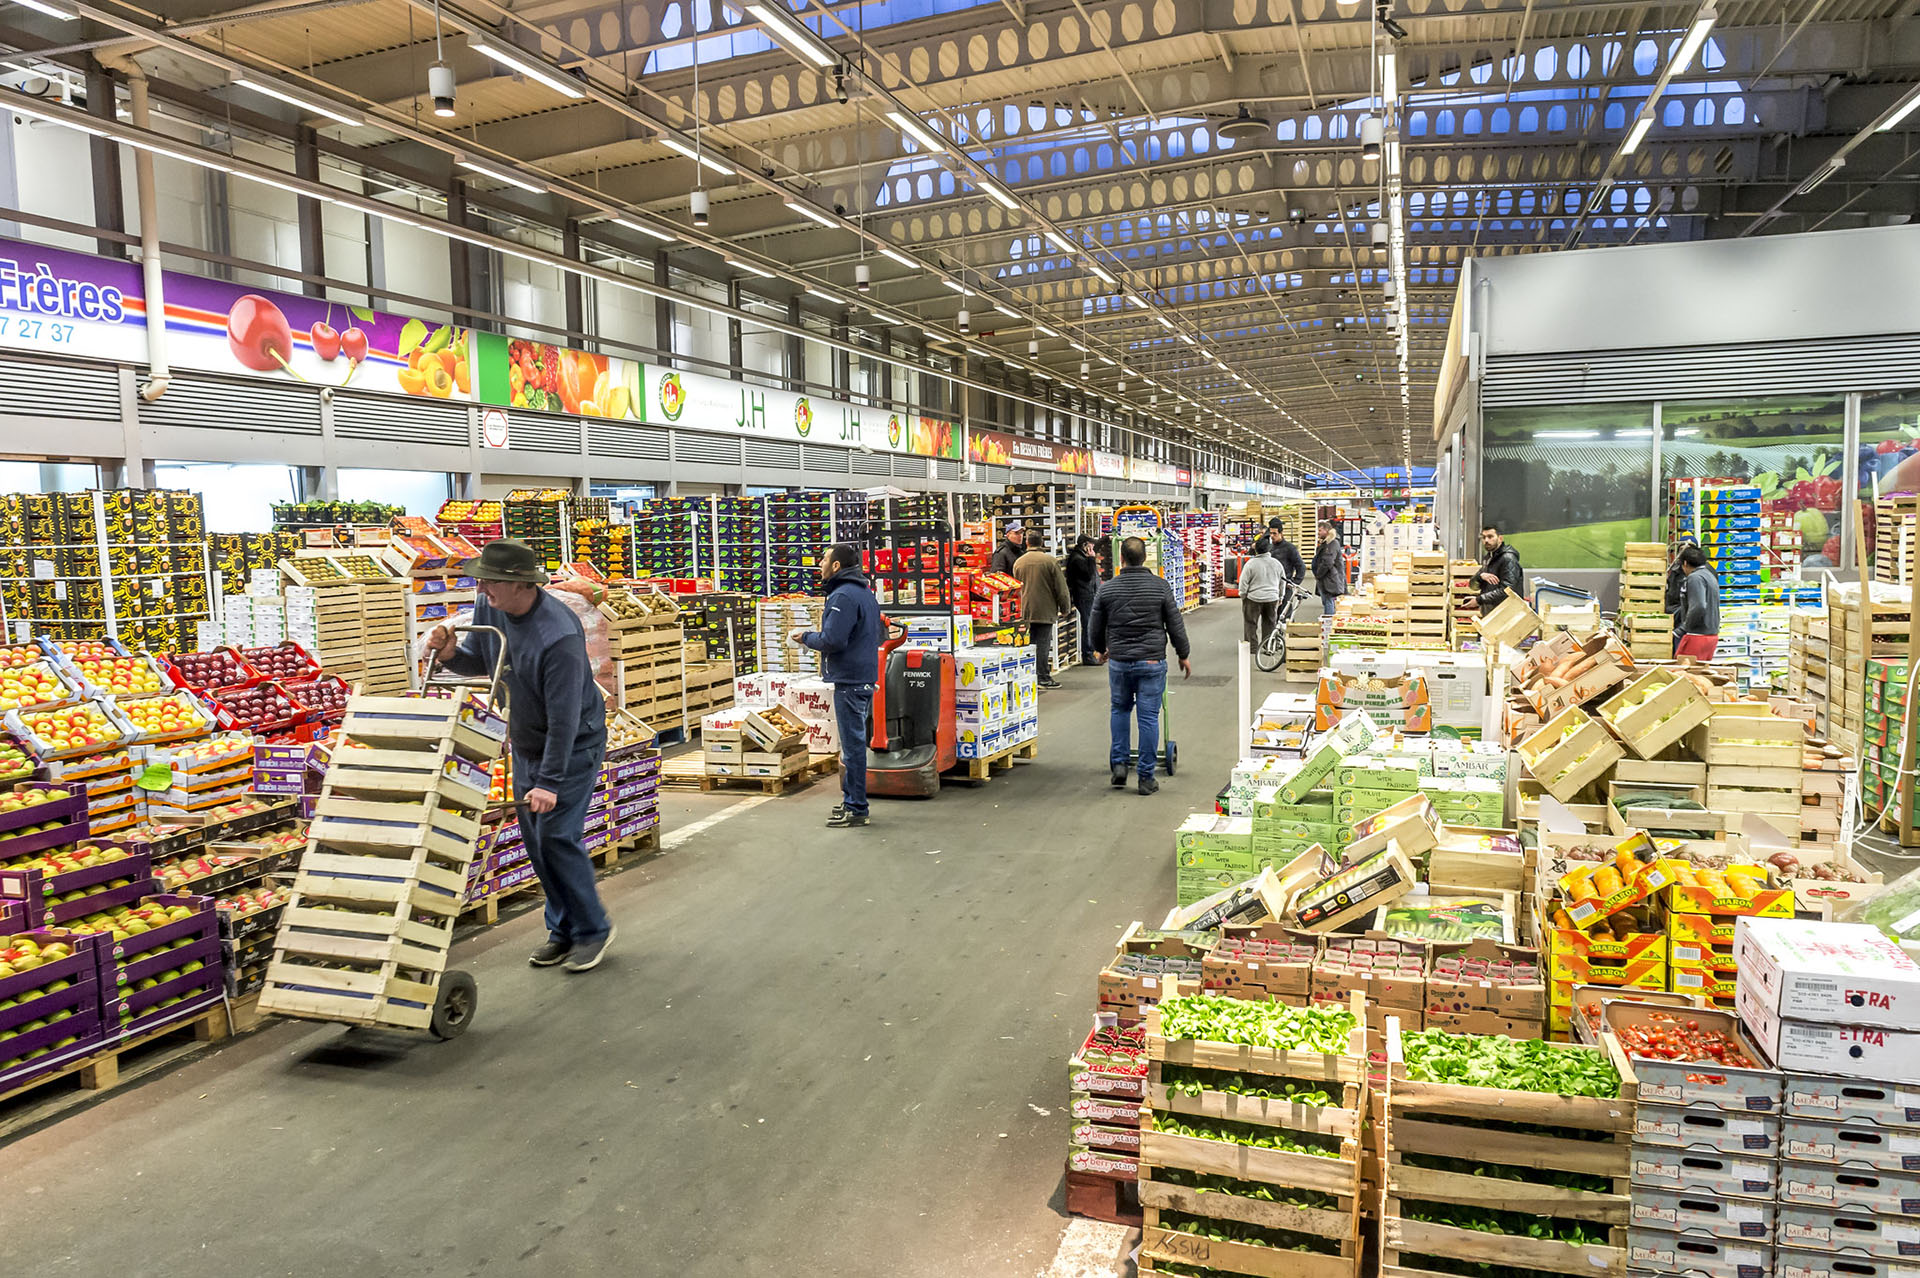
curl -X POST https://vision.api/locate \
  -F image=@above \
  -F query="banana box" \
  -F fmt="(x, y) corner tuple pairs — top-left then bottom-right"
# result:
(1013, 713), (1038, 743)
(956, 724), (1004, 758)
(955, 648), (1009, 690)
(957, 684), (1009, 725)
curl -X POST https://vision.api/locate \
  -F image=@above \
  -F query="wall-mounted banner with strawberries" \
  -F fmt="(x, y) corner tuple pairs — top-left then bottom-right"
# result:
(0, 236), (469, 403)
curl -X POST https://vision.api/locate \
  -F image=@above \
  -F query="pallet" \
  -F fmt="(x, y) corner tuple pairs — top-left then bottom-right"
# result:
(960, 736), (1039, 781)
(454, 830), (655, 924)
(1140, 1203), (1362, 1278)
(695, 753), (837, 796)
(1065, 1169), (1142, 1227)
(0, 998), (232, 1118)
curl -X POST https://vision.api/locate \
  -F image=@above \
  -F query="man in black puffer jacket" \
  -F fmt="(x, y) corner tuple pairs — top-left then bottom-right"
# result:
(1476, 523), (1525, 615)
(1089, 536), (1192, 796)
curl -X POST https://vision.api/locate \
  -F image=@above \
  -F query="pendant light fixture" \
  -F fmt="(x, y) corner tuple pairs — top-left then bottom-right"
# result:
(690, 29), (708, 226)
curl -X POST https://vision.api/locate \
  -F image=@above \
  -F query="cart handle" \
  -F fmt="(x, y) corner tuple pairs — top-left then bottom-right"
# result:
(425, 622), (508, 705)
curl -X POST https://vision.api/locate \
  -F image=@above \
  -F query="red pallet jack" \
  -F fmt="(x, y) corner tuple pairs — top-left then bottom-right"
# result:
(866, 618), (957, 798)
(862, 516), (960, 799)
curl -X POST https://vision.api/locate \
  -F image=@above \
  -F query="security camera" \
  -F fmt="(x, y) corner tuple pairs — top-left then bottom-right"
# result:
(428, 61), (457, 119)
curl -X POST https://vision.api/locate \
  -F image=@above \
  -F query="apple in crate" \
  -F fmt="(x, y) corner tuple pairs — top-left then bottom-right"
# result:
(0, 663), (67, 711)
(121, 693), (209, 738)
(19, 705), (118, 752)
(219, 684), (295, 728)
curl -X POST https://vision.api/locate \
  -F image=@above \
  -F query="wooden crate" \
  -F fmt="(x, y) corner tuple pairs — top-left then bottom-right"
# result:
(1383, 1050), (1634, 1278)
(1595, 668), (1712, 759)
(1517, 707), (1624, 803)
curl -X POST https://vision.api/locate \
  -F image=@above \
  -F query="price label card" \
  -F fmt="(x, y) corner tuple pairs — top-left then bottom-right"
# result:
(31, 558), (54, 579)
(135, 762), (173, 792)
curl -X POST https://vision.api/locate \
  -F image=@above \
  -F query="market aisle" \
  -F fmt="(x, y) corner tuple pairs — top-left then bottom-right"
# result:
(6, 604), (1288, 1278)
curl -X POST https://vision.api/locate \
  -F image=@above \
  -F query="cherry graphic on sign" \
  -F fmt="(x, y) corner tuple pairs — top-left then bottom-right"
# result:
(310, 321), (341, 361)
(227, 294), (304, 379)
(337, 326), (369, 387)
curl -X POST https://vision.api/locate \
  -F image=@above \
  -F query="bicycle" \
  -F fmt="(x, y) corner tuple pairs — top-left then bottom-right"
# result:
(1253, 580), (1308, 673)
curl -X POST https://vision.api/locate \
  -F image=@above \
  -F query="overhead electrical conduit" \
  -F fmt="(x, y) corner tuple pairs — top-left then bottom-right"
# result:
(96, 50), (169, 402)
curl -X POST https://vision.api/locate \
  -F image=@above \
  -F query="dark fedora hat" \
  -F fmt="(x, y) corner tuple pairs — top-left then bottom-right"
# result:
(468, 539), (550, 584)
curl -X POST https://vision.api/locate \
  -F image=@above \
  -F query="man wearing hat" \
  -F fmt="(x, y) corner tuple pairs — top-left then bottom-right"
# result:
(989, 522), (1026, 576)
(428, 539), (615, 973)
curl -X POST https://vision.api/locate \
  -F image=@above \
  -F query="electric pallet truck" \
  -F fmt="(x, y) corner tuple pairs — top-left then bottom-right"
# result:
(861, 517), (963, 798)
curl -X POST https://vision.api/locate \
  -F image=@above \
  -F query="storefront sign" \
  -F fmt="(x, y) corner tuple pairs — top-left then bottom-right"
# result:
(1131, 459), (1179, 485)
(0, 235), (471, 405)
(965, 426), (1099, 474)
(635, 364), (958, 459)
(1092, 451), (1128, 479)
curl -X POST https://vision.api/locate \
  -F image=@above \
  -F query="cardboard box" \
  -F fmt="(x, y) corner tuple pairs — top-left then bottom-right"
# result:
(1734, 917), (1920, 1030)
(1736, 983), (1920, 1084)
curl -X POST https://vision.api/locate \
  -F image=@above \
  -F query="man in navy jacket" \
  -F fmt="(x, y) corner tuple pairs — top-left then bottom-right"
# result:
(791, 545), (885, 828)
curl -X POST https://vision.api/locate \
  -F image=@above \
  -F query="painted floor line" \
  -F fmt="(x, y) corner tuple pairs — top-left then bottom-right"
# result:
(660, 794), (773, 850)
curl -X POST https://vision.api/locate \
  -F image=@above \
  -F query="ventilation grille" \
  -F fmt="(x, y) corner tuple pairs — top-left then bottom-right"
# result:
(505, 411), (582, 455)
(333, 391), (469, 446)
(744, 438), (802, 469)
(850, 451), (892, 476)
(0, 356), (120, 421)
(933, 458), (963, 481)
(978, 463), (1012, 486)
(139, 374), (321, 434)
(1484, 333), (1920, 407)
(801, 444), (849, 473)
(673, 430), (741, 466)
(588, 421), (670, 461)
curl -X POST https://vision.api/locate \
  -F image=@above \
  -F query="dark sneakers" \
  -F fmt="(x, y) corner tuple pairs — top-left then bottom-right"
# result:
(1138, 775), (1160, 796)
(826, 809), (870, 828)
(564, 926), (616, 973)
(529, 940), (570, 968)
(1039, 678), (1063, 690)
(1110, 764), (1128, 789)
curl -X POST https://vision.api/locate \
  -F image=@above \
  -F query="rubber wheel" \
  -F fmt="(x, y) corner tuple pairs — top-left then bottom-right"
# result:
(430, 970), (478, 1040)
(1165, 741), (1178, 776)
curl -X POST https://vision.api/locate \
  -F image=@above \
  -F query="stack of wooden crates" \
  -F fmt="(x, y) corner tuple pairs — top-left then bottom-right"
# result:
(1873, 495), (1920, 585)
(259, 692), (505, 1031)
(1448, 561), (1481, 647)
(1405, 553), (1448, 647)
(600, 587), (684, 728)
(1616, 542), (1672, 661)
(1825, 581), (1912, 752)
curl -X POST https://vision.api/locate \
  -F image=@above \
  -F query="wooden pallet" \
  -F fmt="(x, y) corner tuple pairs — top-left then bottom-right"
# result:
(0, 998), (232, 1117)
(694, 753), (837, 795)
(1065, 1169), (1143, 1227)
(1140, 1203), (1361, 1278)
(960, 736), (1039, 781)
(455, 828), (658, 924)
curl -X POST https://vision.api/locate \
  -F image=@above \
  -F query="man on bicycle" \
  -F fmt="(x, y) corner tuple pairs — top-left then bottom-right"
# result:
(1239, 543), (1286, 648)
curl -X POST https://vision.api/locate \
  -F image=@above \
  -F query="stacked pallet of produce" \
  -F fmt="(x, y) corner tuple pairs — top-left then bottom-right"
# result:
(1617, 541), (1672, 660)
(1695, 703), (1804, 843)
(1825, 581), (1910, 751)
(1788, 609), (1829, 712)
(755, 598), (822, 676)
(502, 489), (571, 571)
(634, 496), (709, 579)
(1862, 656), (1914, 833)
(680, 592), (758, 676)
(765, 491), (831, 595)
(1387, 1030), (1631, 1278)
(1136, 996), (1367, 1278)
(433, 498), (502, 546)
(1285, 619), (1325, 676)
(599, 588), (684, 723)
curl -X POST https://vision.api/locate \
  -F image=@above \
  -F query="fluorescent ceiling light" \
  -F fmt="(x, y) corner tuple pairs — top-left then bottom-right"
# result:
(805, 287), (847, 305)
(1533, 430), (1599, 440)
(1622, 114), (1654, 154)
(1178, 333), (1197, 346)
(1879, 84), (1920, 131)
(458, 157), (547, 193)
(784, 199), (838, 228)
(1670, 7), (1717, 77)
(871, 310), (907, 326)
(725, 257), (776, 279)
(470, 35), (586, 100)
(977, 180), (1018, 210)
(1089, 266), (1116, 285)
(878, 247), (916, 271)
(233, 77), (365, 127)
(1070, 341), (1089, 352)
(887, 110), (949, 156)
(743, 2), (838, 69)
(942, 279), (970, 294)
(1044, 231), (1077, 254)
(993, 305), (1020, 319)
(659, 136), (736, 176)
(614, 216), (675, 242)
(11, 0), (76, 19)
(1098, 355), (1116, 366)
(238, 170), (333, 201)
(1154, 314), (1174, 330)
(1036, 324), (1058, 337)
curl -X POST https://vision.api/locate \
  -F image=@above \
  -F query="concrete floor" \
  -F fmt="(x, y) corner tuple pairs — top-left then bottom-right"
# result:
(5, 604), (1289, 1277)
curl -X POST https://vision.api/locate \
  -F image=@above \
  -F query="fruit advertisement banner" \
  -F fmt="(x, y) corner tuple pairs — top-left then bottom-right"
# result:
(0, 236), (470, 404)
(965, 427), (1100, 475)
(472, 336), (960, 460)
(1131, 458), (1181, 486)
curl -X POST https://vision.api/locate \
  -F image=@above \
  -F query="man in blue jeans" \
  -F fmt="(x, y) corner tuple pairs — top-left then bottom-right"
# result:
(1088, 536), (1192, 796)
(429, 540), (615, 972)
(792, 544), (885, 828)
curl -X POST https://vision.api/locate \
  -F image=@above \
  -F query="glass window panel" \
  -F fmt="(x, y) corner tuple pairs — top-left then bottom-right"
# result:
(336, 469), (453, 518)
(152, 461), (298, 533)
(1483, 404), (1655, 569)
(1858, 389), (1920, 576)
(1660, 395), (1846, 575)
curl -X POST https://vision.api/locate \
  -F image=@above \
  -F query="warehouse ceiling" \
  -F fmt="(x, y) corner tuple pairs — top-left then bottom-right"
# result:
(3, 0), (1918, 473)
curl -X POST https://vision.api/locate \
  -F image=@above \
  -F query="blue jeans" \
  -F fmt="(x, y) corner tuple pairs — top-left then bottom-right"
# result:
(833, 682), (874, 815)
(514, 740), (611, 948)
(1108, 659), (1168, 779)
(1076, 605), (1095, 662)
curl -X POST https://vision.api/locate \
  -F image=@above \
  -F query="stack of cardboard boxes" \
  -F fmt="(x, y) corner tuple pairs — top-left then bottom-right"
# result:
(955, 644), (1038, 760)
